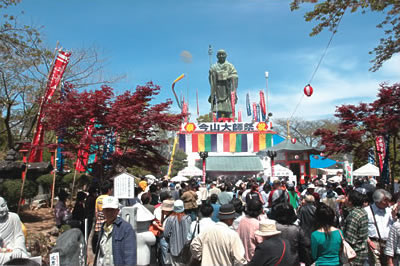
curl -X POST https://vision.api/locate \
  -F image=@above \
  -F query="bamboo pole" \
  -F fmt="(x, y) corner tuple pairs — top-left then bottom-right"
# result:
(50, 140), (58, 209)
(167, 135), (179, 179)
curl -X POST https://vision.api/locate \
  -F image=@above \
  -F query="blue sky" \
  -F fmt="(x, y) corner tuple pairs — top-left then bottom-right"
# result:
(11, 0), (400, 122)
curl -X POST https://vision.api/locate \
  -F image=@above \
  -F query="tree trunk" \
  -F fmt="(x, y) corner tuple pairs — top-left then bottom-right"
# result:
(392, 136), (397, 193)
(4, 103), (14, 150)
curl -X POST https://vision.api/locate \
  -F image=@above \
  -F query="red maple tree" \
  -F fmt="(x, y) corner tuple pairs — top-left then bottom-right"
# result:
(315, 83), (400, 185)
(43, 82), (183, 179)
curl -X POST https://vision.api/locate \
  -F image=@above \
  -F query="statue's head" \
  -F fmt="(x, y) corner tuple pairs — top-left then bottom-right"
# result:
(0, 197), (9, 219)
(217, 50), (227, 63)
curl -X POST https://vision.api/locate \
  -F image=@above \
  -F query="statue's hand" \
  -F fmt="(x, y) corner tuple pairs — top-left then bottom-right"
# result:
(11, 249), (24, 259)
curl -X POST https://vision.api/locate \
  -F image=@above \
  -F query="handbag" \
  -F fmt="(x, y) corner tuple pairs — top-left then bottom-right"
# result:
(179, 219), (200, 263)
(338, 230), (357, 265)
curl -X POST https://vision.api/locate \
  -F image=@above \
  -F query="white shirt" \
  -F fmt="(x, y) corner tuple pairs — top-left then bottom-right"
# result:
(190, 222), (247, 266)
(365, 203), (394, 240)
(188, 217), (215, 240)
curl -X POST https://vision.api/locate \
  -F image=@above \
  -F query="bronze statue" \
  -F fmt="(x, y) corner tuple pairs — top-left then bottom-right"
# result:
(208, 50), (238, 118)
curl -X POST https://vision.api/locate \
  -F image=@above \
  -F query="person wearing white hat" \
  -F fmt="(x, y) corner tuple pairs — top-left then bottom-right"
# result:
(94, 196), (137, 266)
(248, 219), (294, 265)
(301, 183), (316, 197)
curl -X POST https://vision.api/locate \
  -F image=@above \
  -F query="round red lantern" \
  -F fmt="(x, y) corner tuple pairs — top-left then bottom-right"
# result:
(291, 138), (297, 144)
(304, 84), (313, 97)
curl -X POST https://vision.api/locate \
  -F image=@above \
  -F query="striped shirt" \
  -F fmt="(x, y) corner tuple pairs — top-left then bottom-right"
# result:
(163, 214), (192, 256)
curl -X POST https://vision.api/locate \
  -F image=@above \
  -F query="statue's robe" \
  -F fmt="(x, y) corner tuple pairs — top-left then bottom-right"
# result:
(0, 212), (29, 264)
(209, 60), (238, 116)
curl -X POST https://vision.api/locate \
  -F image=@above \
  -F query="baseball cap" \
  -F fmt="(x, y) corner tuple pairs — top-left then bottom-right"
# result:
(102, 196), (119, 209)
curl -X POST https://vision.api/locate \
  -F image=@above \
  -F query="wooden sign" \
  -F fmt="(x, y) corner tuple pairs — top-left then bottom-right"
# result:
(114, 172), (135, 199)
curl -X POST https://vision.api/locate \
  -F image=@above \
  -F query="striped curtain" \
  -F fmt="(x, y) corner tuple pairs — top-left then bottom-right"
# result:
(178, 133), (273, 153)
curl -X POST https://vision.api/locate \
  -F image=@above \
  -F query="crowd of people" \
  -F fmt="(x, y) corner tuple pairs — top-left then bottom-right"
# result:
(3, 173), (400, 266)
(52, 174), (400, 266)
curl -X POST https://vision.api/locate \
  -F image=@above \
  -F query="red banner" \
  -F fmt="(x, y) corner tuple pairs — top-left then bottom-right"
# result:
(260, 91), (266, 115)
(238, 111), (242, 122)
(182, 101), (188, 123)
(29, 50), (71, 162)
(253, 103), (257, 122)
(231, 91), (236, 119)
(376, 136), (386, 172)
(75, 119), (95, 172)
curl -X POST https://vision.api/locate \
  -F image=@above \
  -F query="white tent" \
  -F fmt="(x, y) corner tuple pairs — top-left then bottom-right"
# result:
(170, 175), (189, 182)
(353, 163), (379, 176)
(178, 165), (202, 177)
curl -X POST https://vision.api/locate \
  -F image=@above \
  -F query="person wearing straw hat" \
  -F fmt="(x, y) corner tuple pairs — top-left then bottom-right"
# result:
(94, 196), (137, 266)
(190, 203), (247, 266)
(248, 219), (294, 266)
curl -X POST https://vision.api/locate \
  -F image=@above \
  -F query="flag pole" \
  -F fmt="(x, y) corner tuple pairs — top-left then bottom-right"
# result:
(50, 138), (58, 209)
(18, 43), (60, 214)
(70, 169), (78, 204)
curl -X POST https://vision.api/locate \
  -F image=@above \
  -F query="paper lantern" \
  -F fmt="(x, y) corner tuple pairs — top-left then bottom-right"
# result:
(291, 138), (297, 144)
(304, 84), (313, 97)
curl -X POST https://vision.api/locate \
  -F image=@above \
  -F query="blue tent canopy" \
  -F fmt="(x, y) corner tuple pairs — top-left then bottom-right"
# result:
(310, 155), (337, 168)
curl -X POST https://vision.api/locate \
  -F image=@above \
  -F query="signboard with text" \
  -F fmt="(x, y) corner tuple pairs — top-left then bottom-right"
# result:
(114, 172), (135, 199)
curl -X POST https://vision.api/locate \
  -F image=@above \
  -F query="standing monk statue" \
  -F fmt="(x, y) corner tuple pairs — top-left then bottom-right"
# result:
(208, 49), (238, 118)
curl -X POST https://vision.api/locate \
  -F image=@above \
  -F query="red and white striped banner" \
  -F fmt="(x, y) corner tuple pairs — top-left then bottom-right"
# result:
(29, 50), (71, 163)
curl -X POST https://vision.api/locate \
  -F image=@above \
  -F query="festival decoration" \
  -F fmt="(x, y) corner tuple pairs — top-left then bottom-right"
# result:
(231, 91), (236, 119)
(291, 138), (297, 144)
(238, 111), (242, 122)
(171, 73), (185, 109)
(376, 136), (385, 171)
(253, 103), (257, 121)
(304, 84), (313, 97)
(246, 93), (251, 116)
(178, 132), (274, 153)
(29, 50), (71, 162)
(260, 91), (266, 115)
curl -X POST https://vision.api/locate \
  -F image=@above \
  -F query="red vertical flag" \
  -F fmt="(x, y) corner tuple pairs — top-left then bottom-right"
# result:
(231, 91), (236, 119)
(376, 136), (386, 171)
(29, 50), (71, 162)
(75, 119), (95, 172)
(238, 111), (242, 122)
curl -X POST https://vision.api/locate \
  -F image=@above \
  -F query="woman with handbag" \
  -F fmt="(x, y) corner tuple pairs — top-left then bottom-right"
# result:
(311, 203), (342, 266)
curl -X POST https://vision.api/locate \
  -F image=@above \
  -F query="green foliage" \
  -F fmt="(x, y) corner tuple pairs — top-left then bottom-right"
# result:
(0, 179), (38, 208)
(62, 172), (92, 188)
(126, 166), (151, 178)
(161, 148), (188, 177)
(36, 174), (54, 187)
(197, 113), (213, 123)
(290, 0), (400, 71)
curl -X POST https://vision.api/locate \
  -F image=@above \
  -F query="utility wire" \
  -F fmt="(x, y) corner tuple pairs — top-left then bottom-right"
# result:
(288, 10), (345, 122)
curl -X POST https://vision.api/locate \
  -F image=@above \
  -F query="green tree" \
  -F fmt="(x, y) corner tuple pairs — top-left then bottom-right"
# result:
(291, 0), (400, 71)
(197, 113), (213, 123)
(161, 148), (188, 177)
(273, 117), (338, 147)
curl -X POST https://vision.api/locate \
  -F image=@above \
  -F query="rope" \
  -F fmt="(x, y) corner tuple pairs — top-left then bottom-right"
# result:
(288, 10), (345, 122)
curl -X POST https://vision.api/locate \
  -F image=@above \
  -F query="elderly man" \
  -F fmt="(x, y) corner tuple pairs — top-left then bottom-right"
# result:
(94, 196), (137, 266)
(190, 203), (247, 266)
(208, 49), (238, 118)
(0, 197), (29, 264)
(365, 189), (397, 265)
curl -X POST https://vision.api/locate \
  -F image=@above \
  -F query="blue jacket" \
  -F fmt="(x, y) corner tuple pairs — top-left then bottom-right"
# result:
(95, 216), (137, 266)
